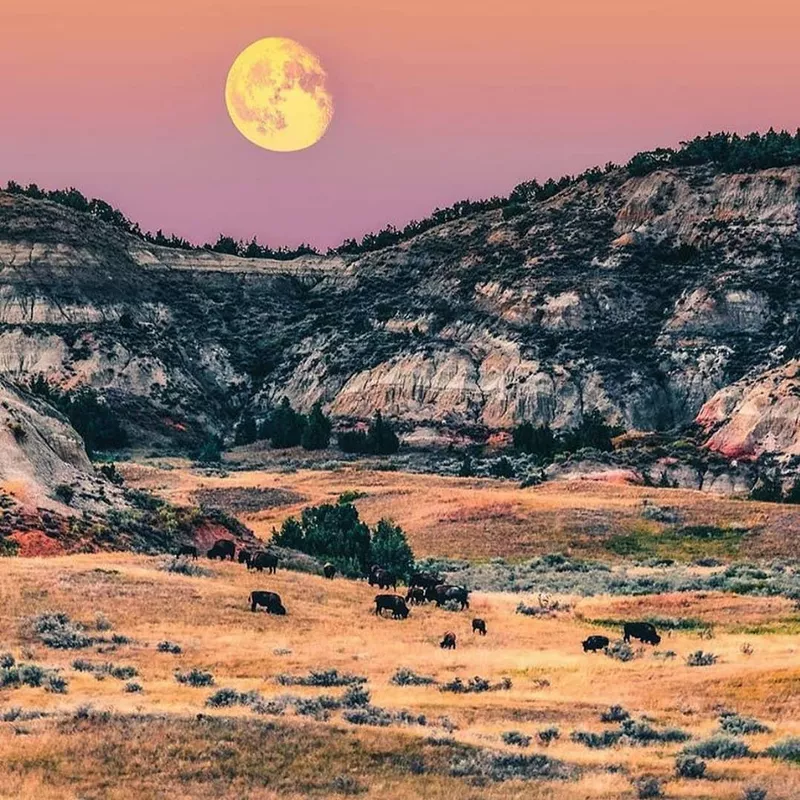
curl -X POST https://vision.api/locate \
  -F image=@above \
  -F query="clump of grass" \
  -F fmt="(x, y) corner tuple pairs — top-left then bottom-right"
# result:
(156, 641), (182, 654)
(501, 731), (531, 748)
(341, 685), (371, 708)
(570, 729), (622, 749)
(604, 640), (637, 662)
(686, 650), (717, 667)
(450, 749), (571, 782)
(390, 668), (437, 686)
(276, 669), (366, 687)
(439, 676), (512, 694)
(70, 661), (137, 680)
(601, 705), (630, 723)
(718, 712), (769, 736)
(742, 788), (768, 800)
(175, 668), (215, 687)
(294, 695), (340, 721)
(1, 663), (48, 689)
(0, 653), (15, 669)
(1, 707), (46, 722)
(94, 613), (113, 632)
(572, 717), (689, 750)
(329, 775), (365, 795)
(633, 776), (664, 798)
(675, 753), (706, 779)
(45, 674), (69, 694)
(206, 688), (249, 708)
(32, 613), (92, 649)
(765, 738), (800, 763)
(342, 706), (392, 727)
(124, 681), (143, 693)
(159, 558), (212, 577)
(538, 727), (560, 746)
(683, 736), (750, 760)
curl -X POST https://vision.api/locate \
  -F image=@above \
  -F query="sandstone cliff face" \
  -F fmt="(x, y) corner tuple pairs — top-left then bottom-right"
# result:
(1, 164), (799, 459)
(0, 377), (121, 512)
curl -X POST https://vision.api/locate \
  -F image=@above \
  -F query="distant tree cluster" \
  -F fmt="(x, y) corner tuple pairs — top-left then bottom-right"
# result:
(2, 181), (317, 260)
(236, 398), (332, 451)
(749, 472), (800, 505)
(272, 500), (414, 578)
(337, 411), (400, 455)
(513, 411), (621, 460)
(626, 129), (800, 177)
(25, 375), (128, 456)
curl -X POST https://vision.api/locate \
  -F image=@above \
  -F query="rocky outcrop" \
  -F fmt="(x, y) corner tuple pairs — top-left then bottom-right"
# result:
(2, 162), (800, 464)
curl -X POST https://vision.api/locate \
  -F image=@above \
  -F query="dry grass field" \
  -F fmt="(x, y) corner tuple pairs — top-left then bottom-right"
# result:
(1, 551), (799, 799)
(121, 460), (800, 561)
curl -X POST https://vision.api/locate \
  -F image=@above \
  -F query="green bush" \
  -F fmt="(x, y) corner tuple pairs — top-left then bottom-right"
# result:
(370, 519), (414, 580)
(263, 398), (304, 449)
(684, 736), (750, 760)
(175, 669), (215, 687)
(718, 712), (769, 736)
(765, 737), (800, 763)
(675, 754), (706, 779)
(53, 484), (75, 505)
(501, 731), (531, 748)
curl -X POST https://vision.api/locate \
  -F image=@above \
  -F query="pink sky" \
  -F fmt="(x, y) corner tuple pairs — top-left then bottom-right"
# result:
(2, 0), (799, 249)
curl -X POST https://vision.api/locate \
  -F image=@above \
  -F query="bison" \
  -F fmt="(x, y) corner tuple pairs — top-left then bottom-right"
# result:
(582, 635), (610, 653)
(623, 622), (661, 646)
(426, 584), (469, 610)
(250, 591), (286, 615)
(369, 568), (397, 590)
(176, 545), (198, 560)
(405, 587), (426, 605)
(207, 539), (235, 561)
(472, 618), (487, 636)
(251, 552), (278, 574)
(238, 550), (252, 566)
(374, 594), (409, 619)
(440, 632), (456, 649)
(409, 571), (441, 590)
(323, 563), (336, 580)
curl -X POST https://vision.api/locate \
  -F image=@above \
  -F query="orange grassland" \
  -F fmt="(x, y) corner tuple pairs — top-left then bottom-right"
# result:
(0, 555), (798, 799)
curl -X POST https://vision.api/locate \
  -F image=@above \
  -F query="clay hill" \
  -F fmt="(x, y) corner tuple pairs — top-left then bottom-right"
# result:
(2, 135), (800, 478)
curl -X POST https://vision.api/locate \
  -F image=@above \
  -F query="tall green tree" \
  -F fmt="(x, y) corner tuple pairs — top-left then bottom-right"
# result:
(366, 411), (400, 455)
(265, 398), (305, 449)
(301, 402), (332, 451)
(370, 519), (414, 580)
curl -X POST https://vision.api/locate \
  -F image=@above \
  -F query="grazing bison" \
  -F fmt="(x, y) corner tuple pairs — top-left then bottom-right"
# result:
(582, 635), (610, 653)
(368, 568), (397, 590)
(238, 550), (252, 566)
(207, 539), (235, 561)
(323, 563), (336, 580)
(251, 552), (278, 574)
(405, 587), (426, 605)
(249, 591), (286, 615)
(176, 545), (198, 560)
(374, 594), (410, 619)
(623, 622), (661, 646)
(440, 632), (456, 649)
(409, 571), (441, 590)
(426, 584), (470, 610)
(472, 618), (487, 636)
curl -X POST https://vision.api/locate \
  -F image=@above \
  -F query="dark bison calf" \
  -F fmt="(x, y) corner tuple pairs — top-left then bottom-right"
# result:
(207, 539), (235, 561)
(374, 594), (409, 619)
(251, 552), (278, 574)
(623, 622), (661, 646)
(472, 618), (487, 635)
(582, 635), (610, 652)
(176, 545), (198, 560)
(405, 587), (426, 605)
(250, 591), (286, 615)
(238, 549), (252, 566)
(440, 632), (456, 649)
(323, 563), (336, 580)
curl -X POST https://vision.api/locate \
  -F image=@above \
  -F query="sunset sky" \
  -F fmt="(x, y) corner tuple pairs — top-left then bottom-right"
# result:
(2, 0), (799, 249)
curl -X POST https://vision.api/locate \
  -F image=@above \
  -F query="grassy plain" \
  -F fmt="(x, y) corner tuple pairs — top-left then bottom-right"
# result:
(0, 551), (799, 798)
(2, 463), (800, 798)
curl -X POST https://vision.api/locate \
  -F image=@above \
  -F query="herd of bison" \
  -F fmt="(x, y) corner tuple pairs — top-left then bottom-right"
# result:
(177, 539), (664, 652)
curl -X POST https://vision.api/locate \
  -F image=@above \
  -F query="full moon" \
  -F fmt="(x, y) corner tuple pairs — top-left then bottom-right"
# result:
(225, 37), (334, 153)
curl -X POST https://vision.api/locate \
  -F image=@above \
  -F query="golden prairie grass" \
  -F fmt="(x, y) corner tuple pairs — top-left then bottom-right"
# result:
(119, 460), (800, 561)
(1, 553), (799, 798)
